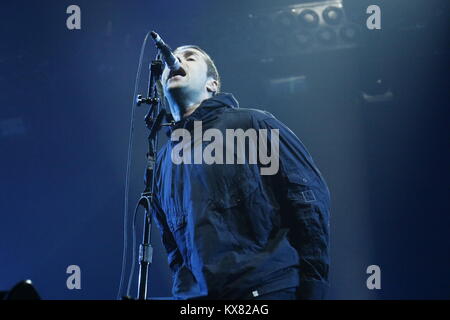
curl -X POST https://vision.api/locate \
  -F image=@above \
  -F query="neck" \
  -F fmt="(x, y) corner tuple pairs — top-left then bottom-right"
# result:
(166, 90), (211, 122)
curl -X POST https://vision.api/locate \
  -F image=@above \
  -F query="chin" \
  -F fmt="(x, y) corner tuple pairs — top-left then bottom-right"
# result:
(167, 83), (187, 92)
(165, 84), (191, 100)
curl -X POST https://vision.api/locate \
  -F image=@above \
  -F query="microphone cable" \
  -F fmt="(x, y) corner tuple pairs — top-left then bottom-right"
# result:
(117, 30), (152, 300)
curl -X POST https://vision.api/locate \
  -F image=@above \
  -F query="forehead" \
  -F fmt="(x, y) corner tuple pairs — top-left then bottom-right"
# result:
(174, 47), (206, 59)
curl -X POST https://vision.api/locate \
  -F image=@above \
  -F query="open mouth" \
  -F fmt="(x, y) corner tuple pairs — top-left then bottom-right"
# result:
(168, 67), (187, 81)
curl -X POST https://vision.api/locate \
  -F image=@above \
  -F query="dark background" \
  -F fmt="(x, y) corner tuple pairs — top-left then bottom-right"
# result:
(0, 0), (449, 299)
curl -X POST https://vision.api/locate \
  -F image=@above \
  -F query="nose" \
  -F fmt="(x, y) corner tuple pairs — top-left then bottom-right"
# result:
(174, 54), (183, 64)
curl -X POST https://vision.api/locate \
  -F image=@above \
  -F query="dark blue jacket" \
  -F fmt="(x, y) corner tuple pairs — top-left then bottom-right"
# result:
(153, 93), (331, 299)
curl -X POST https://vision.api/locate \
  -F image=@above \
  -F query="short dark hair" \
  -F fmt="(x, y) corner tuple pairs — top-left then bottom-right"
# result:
(174, 45), (221, 93)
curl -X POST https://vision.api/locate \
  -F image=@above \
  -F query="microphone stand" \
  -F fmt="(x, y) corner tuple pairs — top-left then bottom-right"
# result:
(134, 52), (169, 300)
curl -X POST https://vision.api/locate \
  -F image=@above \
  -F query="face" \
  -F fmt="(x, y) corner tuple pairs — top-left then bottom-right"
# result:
(161, 48), (215, 99)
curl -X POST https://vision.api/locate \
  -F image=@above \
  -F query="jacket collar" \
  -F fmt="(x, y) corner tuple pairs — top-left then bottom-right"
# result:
(165, 93), (239, 134)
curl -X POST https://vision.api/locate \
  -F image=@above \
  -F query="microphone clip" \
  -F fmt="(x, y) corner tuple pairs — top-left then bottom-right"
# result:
(136, 95), (159, 106)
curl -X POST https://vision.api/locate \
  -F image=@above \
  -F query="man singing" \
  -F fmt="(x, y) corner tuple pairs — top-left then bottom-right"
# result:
(152, 45), (331, 300)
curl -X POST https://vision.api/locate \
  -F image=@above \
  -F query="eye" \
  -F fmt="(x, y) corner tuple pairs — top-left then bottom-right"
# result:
(187, 57), (196, 61)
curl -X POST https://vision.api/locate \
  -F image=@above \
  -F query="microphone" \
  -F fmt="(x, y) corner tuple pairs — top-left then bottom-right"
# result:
(150, 31), (181, 71)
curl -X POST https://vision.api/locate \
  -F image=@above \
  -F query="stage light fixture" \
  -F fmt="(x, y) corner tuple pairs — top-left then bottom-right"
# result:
(225, 0), (357, 62)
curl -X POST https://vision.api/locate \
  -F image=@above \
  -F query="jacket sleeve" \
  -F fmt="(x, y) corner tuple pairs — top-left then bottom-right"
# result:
(257, 115), (331, 300)
(152, 196), (183, 275)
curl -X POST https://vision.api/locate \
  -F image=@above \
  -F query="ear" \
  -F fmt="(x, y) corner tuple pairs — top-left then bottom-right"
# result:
(206, 78), (218, 95)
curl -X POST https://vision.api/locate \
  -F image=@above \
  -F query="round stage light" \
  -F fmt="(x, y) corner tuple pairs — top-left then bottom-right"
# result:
(340, 24), (360, 42)
(294, 31), (314, 49)
(276, 11), (296, 29)
(322, 6), (344, 25)
(298, 9), (320, 29)
(316, 27), (337, 45)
